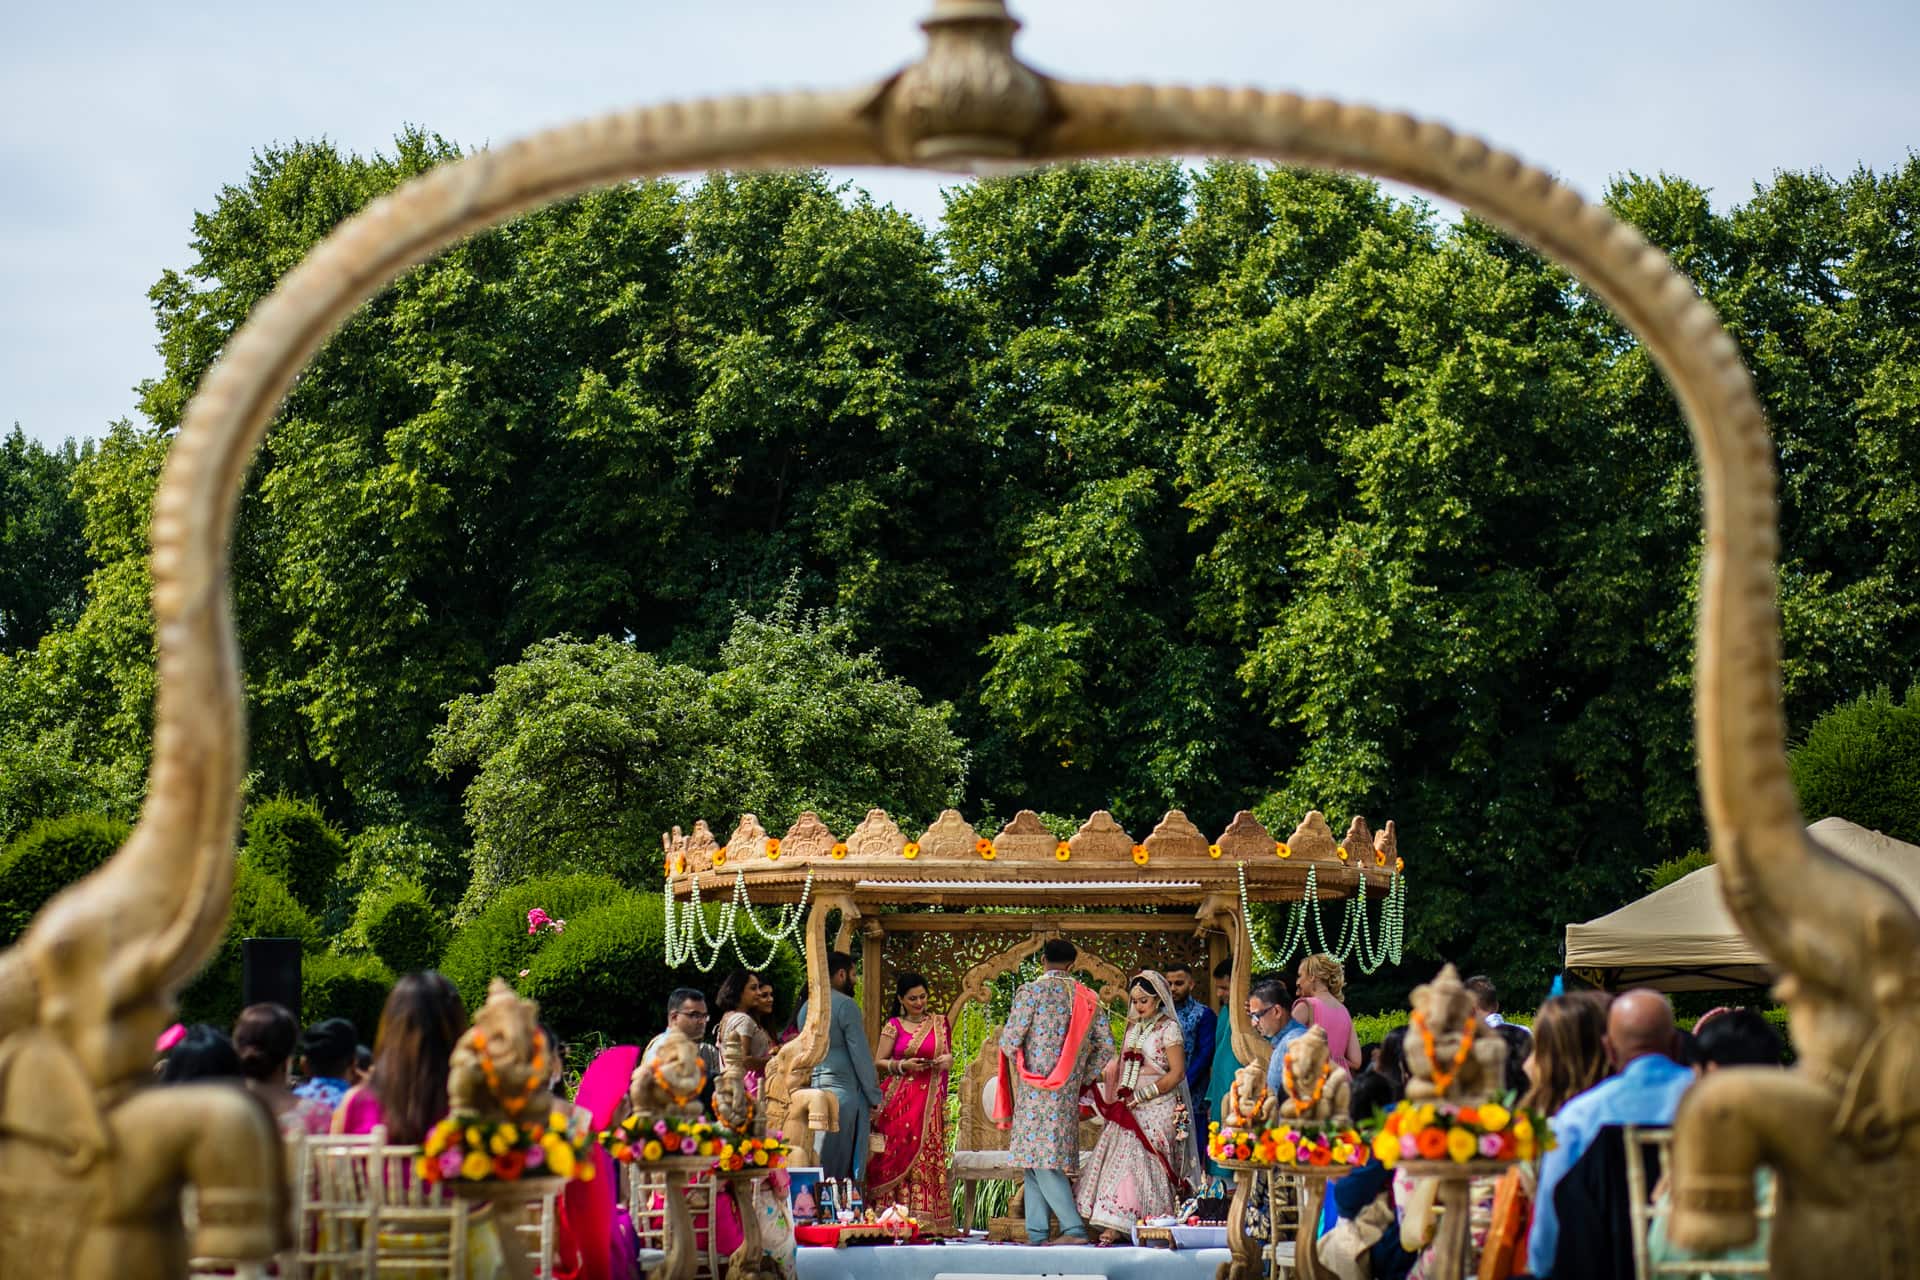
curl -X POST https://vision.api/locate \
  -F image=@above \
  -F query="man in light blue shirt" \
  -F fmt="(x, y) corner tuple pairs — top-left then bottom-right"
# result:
(1252, 979), (1309, 1097)
(1528, 989), (1695, 1277)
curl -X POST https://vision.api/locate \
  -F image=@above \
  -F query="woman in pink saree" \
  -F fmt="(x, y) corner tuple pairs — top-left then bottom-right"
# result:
(867, 972), (953, 1235)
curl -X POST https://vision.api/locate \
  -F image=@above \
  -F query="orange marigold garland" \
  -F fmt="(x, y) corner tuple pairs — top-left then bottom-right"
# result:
(1409, 1009), (1475, 1098)
(1282, 1058), (1333, 1113)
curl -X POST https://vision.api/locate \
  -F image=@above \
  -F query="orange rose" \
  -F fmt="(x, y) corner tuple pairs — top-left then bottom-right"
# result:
(1415, 1127), (1449, 1160)
(1455, 1106), (1481, 1127)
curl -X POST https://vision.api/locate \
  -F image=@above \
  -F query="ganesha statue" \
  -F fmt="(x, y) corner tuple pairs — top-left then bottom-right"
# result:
(1404, 965), (1506, 1105)
(629, 1024), (710, 1129)
(450, 978), (558, 1122)
(1222, 1060), (1278, 1130)
(1277, 1025), (1353, 1124)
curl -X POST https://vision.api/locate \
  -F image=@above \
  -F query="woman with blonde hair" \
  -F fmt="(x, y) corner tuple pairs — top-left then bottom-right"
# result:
(1291, 953), (1362, 1072)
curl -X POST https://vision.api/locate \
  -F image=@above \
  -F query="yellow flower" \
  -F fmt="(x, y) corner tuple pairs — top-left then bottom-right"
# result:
(641, 1140), (664, 1161)
(1207, 844), (1222, 859)
(1276, 842), (1291, 859)
(714, 847), (728, 868)
(416, 1154), (435, 1180)
(830, 842), (848, 860)
(765, 837), (781, 860)
(1446, 1127), (1477, 1164)
(1131, 844), (1149, 866)
(1054, 841), (1071, 862)
(1272, 1138), (1296, 1164)
(902, 842), (920, 860)
(977, 837), (997, 860)
(1374, 848), (1386, 867)
(1511, 1115), (1534, 1142)
(1337, 844), (1350, 862)
(466, 1127), (484, 1149)
(1411, 1104), (1438, 1131)
(1478, 1104), (1510, 1132)
(1371, 1131), (1401, 1169)
(1395, 857), (1404, 873)
(544, 1136), (577, 1179)
(550, 1110), (569, 1131)
(578, 1160), (595, 1182)
(490, 1131), (511, 1155)
(753, 1150), (768, 1166)
(461, 1151), (493, 1180)
(424, 1129), (447, 1158)
(1331, 1141), (1353, 1165)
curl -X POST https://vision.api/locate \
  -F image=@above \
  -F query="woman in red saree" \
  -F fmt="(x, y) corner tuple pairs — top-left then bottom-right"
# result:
(868, 972), (954, 1235)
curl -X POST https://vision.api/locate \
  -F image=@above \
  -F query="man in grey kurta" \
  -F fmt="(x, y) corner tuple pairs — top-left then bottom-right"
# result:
(792, 950), (882, 1181)
(999, 938), (1115, 1244)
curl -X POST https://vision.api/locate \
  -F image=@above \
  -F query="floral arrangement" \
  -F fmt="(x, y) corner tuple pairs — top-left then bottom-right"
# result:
(527, 907), (566, 936)
(417, 1110), (596, 1185)
(1208, 1121), (1368, 1168)
(599, 1114), (790, 1173)
(1361, 1100), (1552, 1168)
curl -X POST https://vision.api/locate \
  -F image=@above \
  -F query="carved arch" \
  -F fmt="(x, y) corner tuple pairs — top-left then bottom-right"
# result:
(945, 933), (1129, 1030)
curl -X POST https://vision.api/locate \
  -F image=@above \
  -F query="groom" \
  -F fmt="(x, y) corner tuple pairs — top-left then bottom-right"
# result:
(996, 938), (1115, 1245)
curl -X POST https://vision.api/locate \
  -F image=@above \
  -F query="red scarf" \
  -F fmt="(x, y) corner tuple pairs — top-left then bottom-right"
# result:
(1083, 1077), (1184, 1193)
(993, 977), (1100, 1129)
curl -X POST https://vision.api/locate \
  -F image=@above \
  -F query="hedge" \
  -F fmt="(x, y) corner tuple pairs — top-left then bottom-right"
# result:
(521, 895), (805, 1046)
(178, 861), (320, 1025)
(303, 952), (396, 1043)
(0, 812), (130, 944)
(358, 878), (449, 976)
(440, 873), (639, 1012)
(243, 795), (348, 916)
(1790, 686), (1920, 846)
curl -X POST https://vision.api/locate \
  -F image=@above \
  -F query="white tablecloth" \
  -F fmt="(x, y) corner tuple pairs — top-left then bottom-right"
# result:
(792, 1240), (1231, 1280)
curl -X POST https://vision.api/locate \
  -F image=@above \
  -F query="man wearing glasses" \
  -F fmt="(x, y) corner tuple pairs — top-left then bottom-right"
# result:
(1250, 979), (1309, 1098)
(643, 987), (722, 1106)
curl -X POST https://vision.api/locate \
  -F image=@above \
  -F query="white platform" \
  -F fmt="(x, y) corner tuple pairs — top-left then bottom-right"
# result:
(792, 1240), (1232, 1280)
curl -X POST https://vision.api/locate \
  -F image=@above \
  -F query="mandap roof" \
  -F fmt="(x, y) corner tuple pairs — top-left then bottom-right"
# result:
(664, 806), (1402, 908)
(1564, 817), (1920, 991)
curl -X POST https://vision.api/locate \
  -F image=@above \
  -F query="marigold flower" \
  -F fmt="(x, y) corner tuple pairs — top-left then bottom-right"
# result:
(545, 1138), (577, 1179)
(1374, 848), (1387, 866)
(1478, 1103), (1510, 1132)
(1336, 844), (1350, 862)
(1276, 842), (1292, 859)
(461, 1150), (493, 1180)
(1415, 1127), (1449, 1160)
(830, 842), (848, 859)
(1372, 1131), (1401, 1168)
(1208, 844), (1223, 859)
(1395, 857), (1404, 873)
(1131, 845), (1149, 866)
(765, 837), (781, 860)
(1055, 841), (1071, 861)
(642, 1140), (664, 1161)
(902, 842), (920, 860)
(714, 847), (728, 867)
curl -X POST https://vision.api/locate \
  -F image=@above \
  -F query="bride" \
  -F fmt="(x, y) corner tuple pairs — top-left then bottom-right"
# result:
(1075, 970), (1203, 1243)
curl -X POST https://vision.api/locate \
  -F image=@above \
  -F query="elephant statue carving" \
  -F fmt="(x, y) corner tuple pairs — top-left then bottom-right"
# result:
(778, 1088), (840, 1168)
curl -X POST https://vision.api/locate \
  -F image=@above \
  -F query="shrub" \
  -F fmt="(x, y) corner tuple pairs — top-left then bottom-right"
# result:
(178, 861), (319, 1026)
(521, 895), (805, 1046)
(304, 952), (396, 1043)
(440, 873), (636, 1012)
(243, 795), (348, 916)
(1790, 687), (1920, 845)
(0, 812), (131, 944)
(1644, 849), (1712, 892)
(358, 878), (449, 976)
(344, 821), (469, 912)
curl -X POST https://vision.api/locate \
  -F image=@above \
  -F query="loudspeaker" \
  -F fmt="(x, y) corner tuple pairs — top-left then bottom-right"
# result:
(241, 937), (304, 1022)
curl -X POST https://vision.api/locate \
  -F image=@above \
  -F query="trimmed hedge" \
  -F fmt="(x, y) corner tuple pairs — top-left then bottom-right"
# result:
(1790, 686), (1920, 845)
(179, 861), (320, 1025)
(521, 894), (804, 1046)
(244, 795), (348, 915)
(358, 878), (448, 975)
(303, 952), (396, 1043)
(440, 874), (638, 1012)
(0, 812), (130, 944)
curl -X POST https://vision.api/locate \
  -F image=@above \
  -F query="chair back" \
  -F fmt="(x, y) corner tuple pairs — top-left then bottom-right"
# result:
(623, 1164), (726, 1280)
(291, 1129), (386, 1279)
(366, 1140), (470, 1278)
(1626, 1125), (1773, 1278)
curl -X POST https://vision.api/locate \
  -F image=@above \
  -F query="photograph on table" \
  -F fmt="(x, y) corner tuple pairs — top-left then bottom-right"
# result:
(785, 1166), (826, 1224)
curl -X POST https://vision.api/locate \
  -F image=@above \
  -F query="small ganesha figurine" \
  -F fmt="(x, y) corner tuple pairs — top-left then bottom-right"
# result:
(1404, 964), (1507, 1105)
(1223, 1060), (1278, 1129)
(1277, 1025), (1353, 1124)
(630, 1024), (710, 1128)
(449, 977), (558, 1122)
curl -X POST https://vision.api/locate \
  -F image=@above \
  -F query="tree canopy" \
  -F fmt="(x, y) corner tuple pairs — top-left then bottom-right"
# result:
(4, 133), (1919, 1001)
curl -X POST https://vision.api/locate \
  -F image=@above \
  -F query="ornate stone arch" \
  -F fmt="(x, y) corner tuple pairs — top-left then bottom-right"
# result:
(943, 932), (1129, 1031)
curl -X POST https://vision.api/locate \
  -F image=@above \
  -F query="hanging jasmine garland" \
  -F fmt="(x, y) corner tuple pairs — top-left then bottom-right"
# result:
(663, 868), (814, 972)
(1239, 861), (1406, 974)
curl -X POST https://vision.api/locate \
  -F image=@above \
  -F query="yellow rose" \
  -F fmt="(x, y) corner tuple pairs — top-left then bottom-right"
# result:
(466, 1127), (484, 1149)
(424, 1129), (446, 1158)
(1512, 1115), (1534, 1142)
(544, 1137), (577, 1179)
(461, 1151), (492, 1181)
(641, 1140), (664, 1161)
(1273, 1139), (1296, 1165)
(1371, 1131), (1401, 1169)
(550, 1110), (570, 1132)
(490, 1131), (511, 1156)
(1446, 1127), (1476, 1164)
(1478, 1104), (1510, 1132)
(1411, 1104), (1438, 1130)
(498, 1123), (519, 1146)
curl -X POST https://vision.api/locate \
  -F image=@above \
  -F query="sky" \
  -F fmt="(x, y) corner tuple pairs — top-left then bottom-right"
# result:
(3, 0), (1916, 451)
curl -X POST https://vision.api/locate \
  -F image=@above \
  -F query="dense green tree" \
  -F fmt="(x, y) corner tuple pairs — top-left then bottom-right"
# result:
(0, 427), (93, 650)
(178, 860), (319, 1025)
(1789, 686), (1920, 844)
(243, 795), (349, 917)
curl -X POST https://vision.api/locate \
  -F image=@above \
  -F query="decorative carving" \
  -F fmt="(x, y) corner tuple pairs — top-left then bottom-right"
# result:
(917, 809), (980, 859)
(943, 934), (1128, 1030)
(992, 809), (1057, 861)
(1285, 811), (1340, 863)
(780, 812), (838, 861)
(844, 809), (908, 859)
(1404, 965), (1506, 1106)
(1374, 821), (1399, 868)
(1276, 1026), (1353, 1124)
(1223, 1061), (1278, 1130)
(714, 1025), (754, 1132)
(778, 1088), (840, 1168)
(685, 819), (719, 874)
(1144, 810), (1209, 860)
(870, 0), (1055, 165)
(1339, 816), (1373, 865)
(450, 978), (558, 1121)
(1215, 810), (1275, 860)
(1068, 810), (1133, 860)
(630, 1026), (709, 1128)
(726, 814), (772, 863)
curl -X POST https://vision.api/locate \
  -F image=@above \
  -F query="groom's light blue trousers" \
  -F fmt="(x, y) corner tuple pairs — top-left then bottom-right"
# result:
(1023, 1169), (1086, 1243)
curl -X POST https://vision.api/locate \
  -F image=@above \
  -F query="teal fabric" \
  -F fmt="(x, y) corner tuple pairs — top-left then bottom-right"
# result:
(1203, 1005), (1243, 1179)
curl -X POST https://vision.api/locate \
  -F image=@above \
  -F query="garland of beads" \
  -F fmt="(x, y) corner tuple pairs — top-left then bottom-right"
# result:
(663, 868), (814, 972)
(1239, 862), (1407, 974)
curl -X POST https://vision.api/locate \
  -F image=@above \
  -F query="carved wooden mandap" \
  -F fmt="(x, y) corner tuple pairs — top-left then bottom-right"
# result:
(661, 805), (1406, 1157)
(0, 0), (1899, 1275)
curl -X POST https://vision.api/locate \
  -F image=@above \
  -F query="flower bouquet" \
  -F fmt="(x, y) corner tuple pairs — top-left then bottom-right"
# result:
(599, 1114), (790, 1174)
(1359, 1099), (1553, 1169)
(1208, 1120), (1369, 1169)
(417, 1109), (596, 1186)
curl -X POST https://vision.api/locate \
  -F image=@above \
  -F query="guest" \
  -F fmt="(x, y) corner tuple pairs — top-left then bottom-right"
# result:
(713, 969), (777, 1097)
(791, 952), (882, 1182)
(234, 1002), (334, 1136)
(574, 1045), (645, 1280)
(1360, 1041), (1381, 1075)
(293, 1017), (358, 1115)
(643, 988), (722, 1105)
(1464, 975), (1506, 1027)
(1374, 1026), (1409, 1095)
(1203, 959), (1243, 1177)
(996, 938), (1115, 1245)
(1646, 1010), (1784, 1275)
(1346, 1027), (1410, 1121)
(1165, 961), (1216, 1100)
(1527, 990), (1692, 1278)
(351, 1043), (373, 1087)
(160, 1024), (241, 1083)
(1520, 994), (1612, 1117)
(1321, 1070), (1418, 1280)
(1291, 953), (1362, 1071)
(332, 971), (467, 1142)
(1493, 1023), (1533, 1097)
(1076, 972), (1199, 1244)
(1253, 978), (1308, 1099)
(870, 971), (954, 1234)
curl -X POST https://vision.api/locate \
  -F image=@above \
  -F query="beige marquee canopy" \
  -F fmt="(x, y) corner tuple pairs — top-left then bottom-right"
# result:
(1565, 817), (1920, 991)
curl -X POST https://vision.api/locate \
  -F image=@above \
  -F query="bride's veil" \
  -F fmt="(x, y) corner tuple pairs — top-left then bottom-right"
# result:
(1133, 968), (1204, 1194)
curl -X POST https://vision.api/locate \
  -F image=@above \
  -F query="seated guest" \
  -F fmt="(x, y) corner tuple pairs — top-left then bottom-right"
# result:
(160, 1024), (241, 1083)
(1493, 1022), (1533, 1096)
(1645, 1010), (1784, 1276)
(643, 987), (722, 1106)
(352, 1043), (373, 1087)
(332, 971), (467, 1142)
(792, 952), (882, 1182)
(1321, 1070), (1418, 1280)
(1374, 1026), (1409, 1096)
(294, 1016), (358, 1115)
(234, 1003), (334, 1137)
(1464, 974), (1506, 1027)
(1529, 990), (1692, 1279)
(1521, 993), (1612, 1117)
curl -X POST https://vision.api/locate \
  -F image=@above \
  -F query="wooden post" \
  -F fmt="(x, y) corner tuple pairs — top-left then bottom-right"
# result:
(861, 917), (887, 1048)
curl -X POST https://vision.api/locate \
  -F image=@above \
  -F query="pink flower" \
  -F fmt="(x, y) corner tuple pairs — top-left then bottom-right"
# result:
(438, 1150), (464, 1178)
(518, 969), (531, 978)
(527, 908), (551, 935)
(681, 1137), (699, 1155)
(1479, 1133), (1504, 1158)
(524, 1143), (545, 1169)
(654, 1121), (670, 1136)
(1399, 1133), (1420, 1159)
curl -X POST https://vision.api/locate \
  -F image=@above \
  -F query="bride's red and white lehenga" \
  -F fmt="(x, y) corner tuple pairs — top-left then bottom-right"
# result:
(1075, 971), (1201, 1234)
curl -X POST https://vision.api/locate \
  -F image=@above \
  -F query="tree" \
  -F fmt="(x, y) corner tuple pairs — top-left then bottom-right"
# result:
(243, 796), (349, 917)
(0, 427), (93, 651)
(1789, 687), (1920, 844)
(0, 813), (130, 944)
(432, 599), (965, 902)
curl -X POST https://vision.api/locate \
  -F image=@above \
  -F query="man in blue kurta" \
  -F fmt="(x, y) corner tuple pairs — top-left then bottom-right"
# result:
(996, 938), (1116, 1244)
(792, 950), (883, 1181)
(1166, 961), (1215, 1157)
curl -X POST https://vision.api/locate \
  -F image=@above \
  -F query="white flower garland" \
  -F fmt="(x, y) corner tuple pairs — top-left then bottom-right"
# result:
(1239, 861), (1406, 974)
(663, 868), (813, 973)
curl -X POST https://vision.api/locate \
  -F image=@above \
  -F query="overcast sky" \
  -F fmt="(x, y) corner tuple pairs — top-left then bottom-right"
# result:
(4, 0), (1916, 450)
